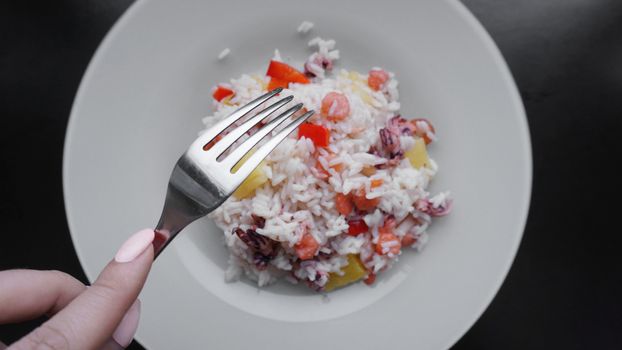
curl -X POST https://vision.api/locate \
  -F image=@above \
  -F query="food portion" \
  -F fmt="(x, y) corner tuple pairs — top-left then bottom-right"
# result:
(202, 36), (452, 291)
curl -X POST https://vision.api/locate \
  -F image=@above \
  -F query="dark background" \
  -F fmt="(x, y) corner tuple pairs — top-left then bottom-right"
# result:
(1, 0), (621, 349)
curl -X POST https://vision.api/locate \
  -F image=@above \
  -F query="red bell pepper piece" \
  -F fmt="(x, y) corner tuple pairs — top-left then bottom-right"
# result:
(364, 273), (376, 285)
(347, 218), (369, 236)
(298, 123), (330, 148)
(266, 60), (310, 84)
(212, 85), (235, 102)
(351, 188), (380, 211)
(267, 77), (289, 91)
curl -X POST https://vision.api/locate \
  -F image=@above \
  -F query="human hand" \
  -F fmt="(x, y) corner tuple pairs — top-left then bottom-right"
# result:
(0, 229), (155, 350)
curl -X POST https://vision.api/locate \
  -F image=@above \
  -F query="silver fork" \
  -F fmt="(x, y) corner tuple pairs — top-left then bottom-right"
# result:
(152, 88), (313, 258)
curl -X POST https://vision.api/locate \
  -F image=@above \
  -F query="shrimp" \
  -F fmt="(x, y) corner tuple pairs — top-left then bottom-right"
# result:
(321, 92), (350, 121)
(367, 68), (390, 91)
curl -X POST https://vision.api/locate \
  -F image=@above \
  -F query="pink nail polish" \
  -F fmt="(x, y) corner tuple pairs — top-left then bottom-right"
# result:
(112, 299), (141, 348)
(114, 229), (154, 263)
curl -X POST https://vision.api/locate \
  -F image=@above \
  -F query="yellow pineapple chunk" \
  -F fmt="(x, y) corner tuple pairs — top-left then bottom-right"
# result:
(324, 254), (368, 292)
(221, 95), (235, 106)
(232, 151), (268, 199)
(352, 84), (373, 105)
(348, 71), (365, 84)
(405, 138), (430, 169)
(344, 71), (372, 105)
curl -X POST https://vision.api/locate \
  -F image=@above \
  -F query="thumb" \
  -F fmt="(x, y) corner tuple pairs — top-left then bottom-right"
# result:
(11, 229), (155, 350)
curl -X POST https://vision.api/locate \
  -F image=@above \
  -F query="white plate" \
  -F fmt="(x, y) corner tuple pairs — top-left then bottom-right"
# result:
(64, 0), (531, 349)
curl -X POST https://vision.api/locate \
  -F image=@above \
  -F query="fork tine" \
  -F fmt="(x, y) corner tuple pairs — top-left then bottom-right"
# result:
(191, 88), (283, 150)
(222, 103), (304, 171)
(229, 110), (314, 179)
(208, 95), (294, 158)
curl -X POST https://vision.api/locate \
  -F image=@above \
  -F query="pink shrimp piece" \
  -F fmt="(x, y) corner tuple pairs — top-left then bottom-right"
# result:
(321, 92), (350, 121)
(368, 69), (390, 91)
(411, 118), (436, 144)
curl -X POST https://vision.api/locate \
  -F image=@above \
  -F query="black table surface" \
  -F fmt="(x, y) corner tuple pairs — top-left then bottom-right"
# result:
(1, 1), (621, 349)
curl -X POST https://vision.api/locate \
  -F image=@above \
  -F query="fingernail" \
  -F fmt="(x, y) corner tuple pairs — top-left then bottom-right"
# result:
(112, 299), (141, 348)
(114, 229), (154, 263)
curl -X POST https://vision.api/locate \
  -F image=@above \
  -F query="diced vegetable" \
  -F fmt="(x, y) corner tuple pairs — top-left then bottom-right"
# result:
(266, 60), (310, 84)
(376, 216), (401, 255)
(232, 151), (268, 199)
(401, 233), (417, 247)
(405, 138), (430, 169)
(352, 189), (380, 211)
(331, 162), (344, 173)
(347, 71), (366, 84)
(352, 83), (373, 105)
(321, 92), (350, 121)
(368, 69), (390, 91)
(295, 233), (319, 260)
(212, 85), (235, 102)
(347, 218), (368, 236)
(378, 215), (396, 234)
(335, 193), (354, 216)
(298, 123), (330, 148)
(315, 159), (330, 178)
(267, 77), (289, 91)
(324, 254), (367, 291)
(370, 179), (383, 188)
(361, 166), (377, 176)
(410, 118), (436, 144)
(363, 273), (376, 285)
(233, 168), (268, 199)
(221, 95), (235, 106)
(376, 232), (401, 255)
(325, 153), (344, 172)
(315, 153), (343, 179)
(346, 70), (374, 104)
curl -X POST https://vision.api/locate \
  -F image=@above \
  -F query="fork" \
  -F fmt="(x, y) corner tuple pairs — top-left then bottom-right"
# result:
(152, 88), (313, 258)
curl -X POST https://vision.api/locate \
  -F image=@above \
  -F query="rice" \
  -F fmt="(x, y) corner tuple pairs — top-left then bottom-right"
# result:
(202, 36), (452, 291)
(217, 48), (231, 60)
(297, 21), (314, 34)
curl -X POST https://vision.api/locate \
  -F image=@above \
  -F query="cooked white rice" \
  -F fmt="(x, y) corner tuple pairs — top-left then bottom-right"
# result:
(217, 48), (231, 60)
(297, 21), (314, 34)
(202, 37), (452, 291)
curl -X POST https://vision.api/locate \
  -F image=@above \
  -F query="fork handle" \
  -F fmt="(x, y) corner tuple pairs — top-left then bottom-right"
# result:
(152, 184), (212, 259)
